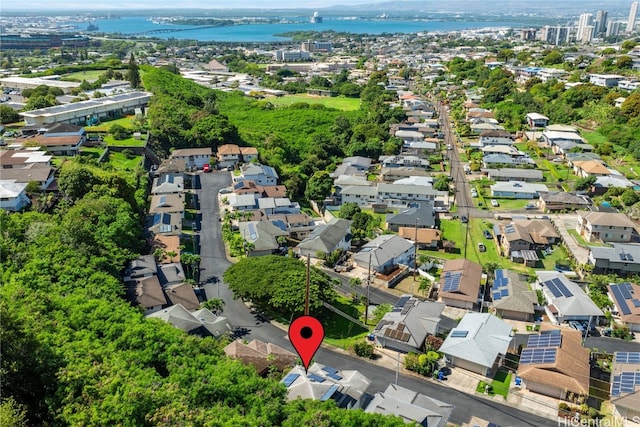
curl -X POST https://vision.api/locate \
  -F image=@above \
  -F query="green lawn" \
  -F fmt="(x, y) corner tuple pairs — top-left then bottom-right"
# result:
(85, 115), (139, 132)
(107, 151), (142, 170)
(79, 147), (104, 160)
(62, 69), (126, 82)
(103, 135), (147, 147)
(265, 94), (361, 111)
(477, 370), (512, 398)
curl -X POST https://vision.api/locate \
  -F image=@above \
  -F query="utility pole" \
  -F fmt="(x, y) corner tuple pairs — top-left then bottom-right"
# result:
(413, 218), (418, 294)
(364, 251), (372, 325)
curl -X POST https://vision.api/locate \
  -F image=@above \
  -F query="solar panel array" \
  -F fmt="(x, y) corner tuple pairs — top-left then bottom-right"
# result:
(611, 372), (640, 397)
(492, 270), (509, 301)
(320, 384), (340, 401)
(248, 223), (258, 241)
(520, 348), (557, 365)
(322, 366), (343, 381)
(394, 296), (410, 312)
(308, 373), (325, 383)
(610, 283), (636, 315)
(442, 271), (462, 292)
(615, 352), (640, 364)
(543, 277), (573, 298)
(282, 373), (299, 387)
(526, 333), (562, 348)
(383, 323), (411, 342)
(450, 330), (469, 338)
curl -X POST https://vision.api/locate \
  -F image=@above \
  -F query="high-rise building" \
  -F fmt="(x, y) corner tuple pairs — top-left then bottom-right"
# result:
(541, 26), (571, 45)
(607, 20), (621, 37)
(628, 2), (639, 33)
(577, 13), (594, 43)
(594, 10), (608, 35)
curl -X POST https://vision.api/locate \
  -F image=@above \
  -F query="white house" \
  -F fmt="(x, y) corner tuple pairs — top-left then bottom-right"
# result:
(490, 181), (549, 199)
(170, 147), (212, 170)
(0, 180), (30, 211)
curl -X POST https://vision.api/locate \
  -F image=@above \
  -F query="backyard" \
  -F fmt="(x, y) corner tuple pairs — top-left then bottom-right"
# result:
(476, 369), (512, 398)
(264, 94), (361, 111)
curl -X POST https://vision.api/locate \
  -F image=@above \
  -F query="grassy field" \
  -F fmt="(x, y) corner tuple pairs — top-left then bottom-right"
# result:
(264, 94), (361, 111)
(102, 135), (147, 147)
(107, 151), (142, 170)
(85, 115), (139, 132)
(62, 69), (126, 82)
(582, 131), (608, 146)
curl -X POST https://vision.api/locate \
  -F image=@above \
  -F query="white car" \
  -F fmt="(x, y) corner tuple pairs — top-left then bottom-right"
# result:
(491, 199), (499, 207)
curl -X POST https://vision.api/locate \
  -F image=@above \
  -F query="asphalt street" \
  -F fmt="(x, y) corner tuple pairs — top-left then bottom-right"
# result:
(196, 170), (557, 427)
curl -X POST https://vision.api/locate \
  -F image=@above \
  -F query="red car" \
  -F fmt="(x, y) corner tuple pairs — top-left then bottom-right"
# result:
(203, 164), (211, 173)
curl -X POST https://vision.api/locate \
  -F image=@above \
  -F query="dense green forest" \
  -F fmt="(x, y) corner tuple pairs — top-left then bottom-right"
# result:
(142, 66), (405, 201)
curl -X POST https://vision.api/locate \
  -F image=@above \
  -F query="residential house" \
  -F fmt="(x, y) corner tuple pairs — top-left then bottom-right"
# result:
(226, 193), (257, 211)
(564, 151), (602, 165)
(295, 217), (351, 259)
(592, 175), (634, 195)
(147, 304), (229, 338)
(514, 219), (560, 246)
(392, 176), (434, 187)
(588, 243), (640, 275)
(216, 144), (241, 169)
(438, 259), (483, 310)
(150, 235), (181, 264)
(373, 295), (445, 353)
(471, 122), (505, 133)
(40, 122), (86, 138)
(610, 352), (640, 421)
(618, 80), (640, 90)
(0, 164), (55, 191)
(123, 254), (158, 281)
(589, 74), (625, 87)
(353, 235), (414, 274)
(151, 174), (184, 195)
(0, 149), (51, 169)
(164, 283), (200, 311)
(577, 211), (637, 243)
(500, 222), (534, 256)
(607, 283), (640, 333)
(395, 130), (426, 143)
(154, 158), (187, 177)
(377, 183), (445, 208)
(281, 363), (370, 409)
(484, 168), (543, 182)
(398, 227), (441, 250)
(170, 147), (212, 170)
(483, 154), (535, 168)
(331, 156), (371, 179)
(157, 262), (186, 287)
(124, 275), (167, 315)
(257, 197), (300, 215)
(525, 113), (549, 129)
(224, 339), (297, 376)
(29, 135), (83, 156)
(266, 212), (315, 240)
(481, 145), (522, 156)
(385, 202), (435, 232)
(478, 130), (514, 146)
(239, 146), (258, 163)
(439, 313), (513, 377)
(191, 308), (232, 338)
(538, 191), (592, 212)
(517, 327), (590, 400)
(490, 182), (549, 199)
(146, 304), (206, 335)
(542, 130), (585, 154)
(147, 212), (182, 236)
(237, 163), (279, 186)
(572, 160), (611, 178)
(148, 193), (184, 216)
(0, 180), (30, 211)
(535, 271), (604, 324)
(379, 155), (429, 170)
(239, 221), (289, 256)
(491, 269), (538, 321)
(364, 383), (454, 427)
(380, 167), (430, 182)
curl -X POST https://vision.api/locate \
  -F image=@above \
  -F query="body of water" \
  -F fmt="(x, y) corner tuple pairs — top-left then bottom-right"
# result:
(78, 16), (522, 42)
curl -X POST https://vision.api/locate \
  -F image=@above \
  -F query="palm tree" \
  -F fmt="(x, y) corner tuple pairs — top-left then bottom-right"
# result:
(203, 298), (225, 315)
(418, 278), (431, 296)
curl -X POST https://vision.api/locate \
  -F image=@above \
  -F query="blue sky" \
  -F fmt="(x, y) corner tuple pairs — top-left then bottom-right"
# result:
(7, 0), (376, 10)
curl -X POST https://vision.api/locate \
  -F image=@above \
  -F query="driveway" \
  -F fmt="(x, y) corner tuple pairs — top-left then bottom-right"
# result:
(197, 171), (557, 427)
(551, 213), (589, 265)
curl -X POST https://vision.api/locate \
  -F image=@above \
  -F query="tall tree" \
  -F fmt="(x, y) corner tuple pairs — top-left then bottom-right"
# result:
(126, 53), (141, 89)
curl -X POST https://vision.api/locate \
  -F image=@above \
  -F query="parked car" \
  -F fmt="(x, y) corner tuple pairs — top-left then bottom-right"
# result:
(569, 321), (586, 336)
(525, 204), (537, 210)
(483, 230), (492, 239)
(490, 199), (499, 207)
(461, 215), (468, 223)
(203, 163), (211, 173)
(478, 242), (486, 252)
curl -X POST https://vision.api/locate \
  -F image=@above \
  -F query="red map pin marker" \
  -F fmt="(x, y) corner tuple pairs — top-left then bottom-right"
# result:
(289, 315), (325, 372)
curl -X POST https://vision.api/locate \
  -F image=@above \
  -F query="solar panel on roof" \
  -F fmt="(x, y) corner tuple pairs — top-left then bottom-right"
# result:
(626, 283), (634, 294)
(326, 372), (343, 381)
(248, 223), (258, 241)
(493, 292), (502, 301)
(322, 366), (338, 375)
(520, 348), (557, 365)
(320, 384), (340, 401)
(527, 333), (562, 348)
(620, 283), (633, 299)
(442, 271), (462, 292)
(552, 278), (573, 298)
(615, 352), (640, 364)
(282, 373), (299, 387)
(611, 375), (622, 396)
(611, 284), (632, 315)
(308, 374), (325, 383)
(450, 330), (468, 338)
(501, 288), (509, 297)
(544, 279), (563, 298)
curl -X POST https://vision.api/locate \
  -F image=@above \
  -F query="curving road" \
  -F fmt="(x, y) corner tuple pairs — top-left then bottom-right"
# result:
(196, 170), (557, 427)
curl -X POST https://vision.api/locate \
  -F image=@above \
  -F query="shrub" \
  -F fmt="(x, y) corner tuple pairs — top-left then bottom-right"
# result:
(353, 340), (374, 359)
